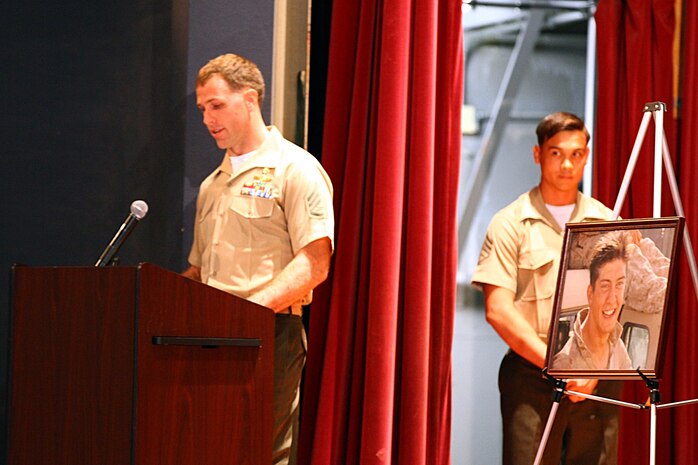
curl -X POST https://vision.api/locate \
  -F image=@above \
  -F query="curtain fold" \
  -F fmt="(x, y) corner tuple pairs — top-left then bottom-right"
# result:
(594, 0), (677, 219)
(425, 2), (463, 462)
(595, 0), (698, 463)
(298, 1), (463, 464)
(672, 0), (698, 462)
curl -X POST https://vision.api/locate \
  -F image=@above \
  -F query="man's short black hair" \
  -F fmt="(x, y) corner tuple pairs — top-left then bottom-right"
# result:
(589, 231), (627, 288)
(536, 112), (590, 147)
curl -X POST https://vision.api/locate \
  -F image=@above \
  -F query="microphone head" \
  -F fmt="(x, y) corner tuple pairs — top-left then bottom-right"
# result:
(130, 200), (149, 220)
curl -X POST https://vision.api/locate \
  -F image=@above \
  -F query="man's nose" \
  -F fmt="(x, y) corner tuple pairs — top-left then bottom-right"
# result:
(561, 157), (574, 170)
(610, 289), (622, 307)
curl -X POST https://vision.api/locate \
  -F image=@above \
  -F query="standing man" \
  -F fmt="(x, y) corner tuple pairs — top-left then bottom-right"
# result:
(183, 53), (335, 465)
(471, 112), (621, 464)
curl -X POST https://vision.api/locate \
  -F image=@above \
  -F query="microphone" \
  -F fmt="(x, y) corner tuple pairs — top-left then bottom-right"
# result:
(95, 200), (149, 267)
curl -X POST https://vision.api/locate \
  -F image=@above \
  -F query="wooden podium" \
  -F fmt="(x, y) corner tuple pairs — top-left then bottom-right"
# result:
(7, 263), (275, 465)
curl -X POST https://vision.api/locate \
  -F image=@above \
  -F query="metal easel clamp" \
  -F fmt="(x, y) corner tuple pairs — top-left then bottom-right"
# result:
(542, 367), (567, 402)
(637, 368), (661, 407)
(643, 101), (667, 113)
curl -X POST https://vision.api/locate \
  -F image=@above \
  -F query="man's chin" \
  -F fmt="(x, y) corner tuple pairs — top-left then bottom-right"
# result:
(556, 181), (580, 191)
(601, 318), (618, 333)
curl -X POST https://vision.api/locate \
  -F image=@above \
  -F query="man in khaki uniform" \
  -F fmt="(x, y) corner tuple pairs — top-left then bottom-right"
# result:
(183, 53), (335, 465)
(471, 112), (621, 465)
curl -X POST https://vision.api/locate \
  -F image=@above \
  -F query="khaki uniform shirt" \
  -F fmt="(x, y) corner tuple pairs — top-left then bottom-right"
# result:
(471, 186), (613, 339)
(188, 126), (335, 309)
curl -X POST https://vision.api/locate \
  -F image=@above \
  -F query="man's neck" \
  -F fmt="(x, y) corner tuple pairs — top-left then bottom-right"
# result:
(539, 183), (578, 206)
(228, 120), (269, 156)
(581, 319), (608, 352)
(580, 320), (611, 368)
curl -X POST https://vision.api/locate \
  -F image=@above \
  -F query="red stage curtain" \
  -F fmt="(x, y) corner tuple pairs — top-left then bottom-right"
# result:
(595, 1), (698, 463)
(298, 0), (463, 464)
(594, 0), (676, 219)
(671, 0), (698, 463)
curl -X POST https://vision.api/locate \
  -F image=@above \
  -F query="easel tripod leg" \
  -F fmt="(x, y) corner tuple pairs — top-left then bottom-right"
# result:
(661, 135), (698, 302)
(533, 401), (560, 465)
(533, 375), (567, 465)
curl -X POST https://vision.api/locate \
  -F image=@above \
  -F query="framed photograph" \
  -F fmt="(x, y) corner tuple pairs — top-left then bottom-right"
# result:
(545, 216), (684, 380)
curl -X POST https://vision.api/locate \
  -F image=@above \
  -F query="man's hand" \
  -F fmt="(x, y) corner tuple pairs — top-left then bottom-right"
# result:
(248, 237), (332, 312)
(181, 265), (201, 282)
(624, 229), (642, 247)
(565, 378), (598, 403)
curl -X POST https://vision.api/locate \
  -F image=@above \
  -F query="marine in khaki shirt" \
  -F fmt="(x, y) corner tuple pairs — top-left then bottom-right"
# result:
(182, 56), (334, 315)
(182, 53), (334, 465)
(472, 186), (612, 339)
(188, 125), (334, 314)
(470, 112), (621, 465)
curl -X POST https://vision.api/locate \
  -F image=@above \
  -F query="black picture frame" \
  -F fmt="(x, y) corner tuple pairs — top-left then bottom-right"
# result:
(545, 216), (684, 379)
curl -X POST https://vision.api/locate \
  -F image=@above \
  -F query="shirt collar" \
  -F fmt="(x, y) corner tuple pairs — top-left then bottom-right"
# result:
(211, 126), (283, 179)
(520, 186), (612, 232)
(520, 186), (562, 232)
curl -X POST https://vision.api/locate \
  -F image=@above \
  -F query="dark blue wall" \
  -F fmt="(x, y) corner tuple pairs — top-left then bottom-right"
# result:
(182, 0), (275, 269)
(0, 0), (275, 457)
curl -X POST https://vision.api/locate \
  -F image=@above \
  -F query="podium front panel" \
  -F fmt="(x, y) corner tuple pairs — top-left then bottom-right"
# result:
(134, 263), (274, 465)
(9, 266), (136, 465)
(8, 264), (274, 465)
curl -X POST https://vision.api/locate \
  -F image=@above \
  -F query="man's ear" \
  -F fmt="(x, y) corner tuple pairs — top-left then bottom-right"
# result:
(533, 145), (541, 165)
(244, 88), (259, 111)
(587, 284), (593, 302)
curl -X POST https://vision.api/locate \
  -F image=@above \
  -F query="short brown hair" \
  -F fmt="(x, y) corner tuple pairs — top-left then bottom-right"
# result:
(589, 231), (627, 288)
(535, 112), (590, 147)
(197, 53), (265, 108)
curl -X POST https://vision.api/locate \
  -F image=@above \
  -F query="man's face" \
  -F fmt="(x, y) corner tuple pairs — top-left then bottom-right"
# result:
(587, 258), (626, 336)
(196, 75), (253, 152)
(533, 130), (589, 197)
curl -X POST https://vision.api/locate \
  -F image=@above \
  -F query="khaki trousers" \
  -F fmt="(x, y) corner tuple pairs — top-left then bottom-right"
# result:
(273, 314), (306, 465)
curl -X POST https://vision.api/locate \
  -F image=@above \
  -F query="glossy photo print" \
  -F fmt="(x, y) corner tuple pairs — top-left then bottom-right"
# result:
(546, 217), (684, 380)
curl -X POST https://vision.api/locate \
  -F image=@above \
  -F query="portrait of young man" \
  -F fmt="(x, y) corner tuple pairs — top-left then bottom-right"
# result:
(553, 231), (633, 371)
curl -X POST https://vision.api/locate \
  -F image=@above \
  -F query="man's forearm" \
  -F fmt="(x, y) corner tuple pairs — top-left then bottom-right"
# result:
(248, 237), (332, 312)
(484, 285), (548, 368)
(489, 310), (548, 368)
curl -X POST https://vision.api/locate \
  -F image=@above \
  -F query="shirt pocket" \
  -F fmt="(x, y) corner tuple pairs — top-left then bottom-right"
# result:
(517, 248), (558, 336)
(517, 249), (557, 302)
(230, 195), (275, 219)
